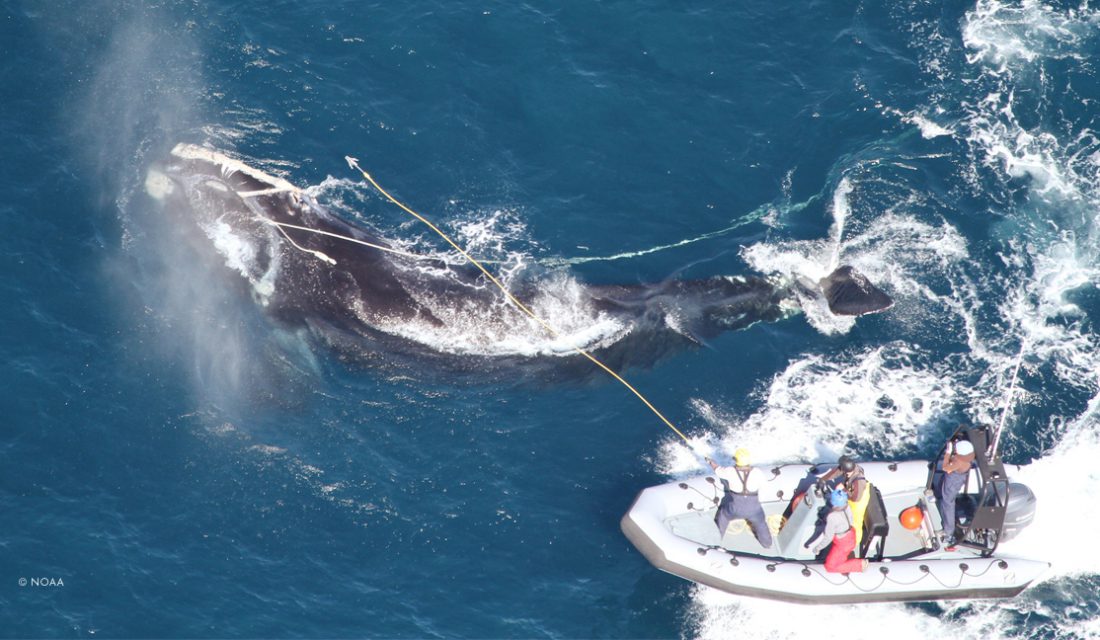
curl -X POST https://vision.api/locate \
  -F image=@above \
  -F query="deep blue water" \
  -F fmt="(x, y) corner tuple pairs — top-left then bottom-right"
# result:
(4, 0), (1100, 637)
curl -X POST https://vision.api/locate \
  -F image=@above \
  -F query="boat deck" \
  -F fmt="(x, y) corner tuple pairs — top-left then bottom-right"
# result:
(666, 487), (952, 561)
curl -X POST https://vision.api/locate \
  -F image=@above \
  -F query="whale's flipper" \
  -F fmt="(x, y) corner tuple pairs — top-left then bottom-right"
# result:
(819, 266), (893, 316)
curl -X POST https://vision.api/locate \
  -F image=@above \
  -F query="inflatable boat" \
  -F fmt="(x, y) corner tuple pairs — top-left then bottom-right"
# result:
(622, 426), (1048, 604)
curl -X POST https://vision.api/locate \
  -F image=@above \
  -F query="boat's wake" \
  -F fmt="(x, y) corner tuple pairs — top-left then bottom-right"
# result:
(667, 0), (1100, 636)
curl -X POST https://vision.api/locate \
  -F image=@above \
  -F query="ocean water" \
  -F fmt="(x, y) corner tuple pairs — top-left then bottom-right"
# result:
(3, 0), (1100, 637)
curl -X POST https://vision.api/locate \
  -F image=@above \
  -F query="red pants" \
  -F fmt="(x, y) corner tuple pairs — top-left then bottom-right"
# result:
(824, 528), (863, 574)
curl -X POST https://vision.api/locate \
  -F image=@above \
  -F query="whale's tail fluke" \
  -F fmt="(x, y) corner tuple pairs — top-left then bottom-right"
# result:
(818, 266), (893, 316)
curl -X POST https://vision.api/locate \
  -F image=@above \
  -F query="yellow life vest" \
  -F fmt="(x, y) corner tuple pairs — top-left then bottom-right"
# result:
(848, 478), (872, 549)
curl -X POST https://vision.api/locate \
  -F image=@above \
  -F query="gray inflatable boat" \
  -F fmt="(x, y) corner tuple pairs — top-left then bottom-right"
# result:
(622, 426), (1048, 604)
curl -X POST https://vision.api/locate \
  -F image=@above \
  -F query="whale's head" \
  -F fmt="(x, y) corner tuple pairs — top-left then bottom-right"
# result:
(146, 143), (304, 222)
(143, 144), (302, 305)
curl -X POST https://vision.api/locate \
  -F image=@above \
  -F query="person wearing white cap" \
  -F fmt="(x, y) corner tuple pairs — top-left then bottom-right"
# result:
(707, 448), (773, 548)
(935, 436), (976, 548)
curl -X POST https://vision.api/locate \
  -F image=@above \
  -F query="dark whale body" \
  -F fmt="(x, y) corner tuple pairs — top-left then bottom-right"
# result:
(144, 144), (892, 366)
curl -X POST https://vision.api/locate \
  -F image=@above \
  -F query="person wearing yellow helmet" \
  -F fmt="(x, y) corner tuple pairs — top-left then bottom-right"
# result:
(707, 448), (773, 548)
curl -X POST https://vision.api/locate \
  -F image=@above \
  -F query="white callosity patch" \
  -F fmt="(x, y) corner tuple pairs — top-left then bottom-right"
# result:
(172, 143), (299, 195)
(143, 168), (175, 200)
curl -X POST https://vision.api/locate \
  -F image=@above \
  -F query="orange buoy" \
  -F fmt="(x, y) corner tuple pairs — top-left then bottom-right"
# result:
(899, 506), (924, 530)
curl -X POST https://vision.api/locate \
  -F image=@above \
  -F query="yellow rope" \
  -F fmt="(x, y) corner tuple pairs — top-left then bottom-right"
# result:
(344, 156), (695, 449)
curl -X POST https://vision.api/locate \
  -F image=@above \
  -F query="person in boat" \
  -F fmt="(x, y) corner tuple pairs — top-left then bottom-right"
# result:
(805, 487), (869, 574)
(818, 455), (872, 549)
(706, 448), (773, 548)
(935, 437), (976, 548)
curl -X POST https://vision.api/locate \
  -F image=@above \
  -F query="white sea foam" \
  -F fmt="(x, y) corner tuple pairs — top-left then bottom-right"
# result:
(880, 105), (957, 139)
(362, 272), (631, 357)
(743, 179), (967, 336)
(826, 177), (852, 270)
(452, 208), (532, 259)
(962, 0), (1096, 73)
(1000, 240), (1099, 382)
(963, 91), (1082, 199)
(945, 0), (1100, 431)
(1007, 402), (1100, 580)
(740, 179), (849, 335)
(199, 219), (278, 304)
(958, 0), (1100, 205)
(909, 112), (956, 139)
(688, 585), (997, 640)
(658, 342), (956, 476)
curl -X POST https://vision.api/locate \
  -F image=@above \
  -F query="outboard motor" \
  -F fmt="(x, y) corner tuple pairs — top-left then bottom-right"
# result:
(1001, 482), (1038, 542)
(929, 425), (1038, 555)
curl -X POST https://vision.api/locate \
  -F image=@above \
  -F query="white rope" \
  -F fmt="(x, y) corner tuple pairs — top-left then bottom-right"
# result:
(534, 219), (758, 267)
(261, 218), (337, 265)
(255, 217), (434, 263)
(254, 202), (778, 270)
(990, 340), (1028, 460)
(238, 187), (298, 197)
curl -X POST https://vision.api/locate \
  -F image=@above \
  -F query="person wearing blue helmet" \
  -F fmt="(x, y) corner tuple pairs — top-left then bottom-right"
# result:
(819, 454), (871, 548)
(805, 488), (869, 574)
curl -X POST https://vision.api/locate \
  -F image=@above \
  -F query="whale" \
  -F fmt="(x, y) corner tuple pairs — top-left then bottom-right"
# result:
(143, 144), (892, 366)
